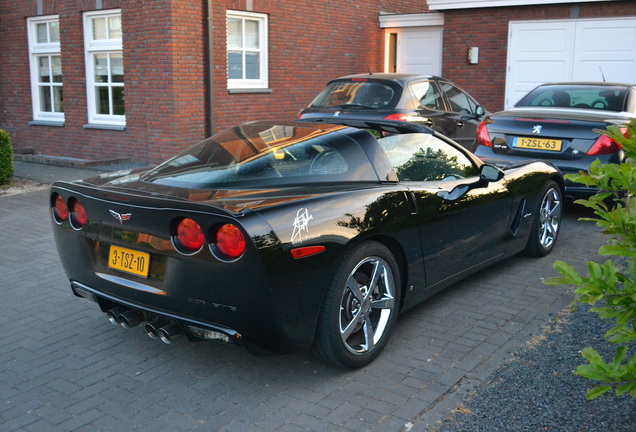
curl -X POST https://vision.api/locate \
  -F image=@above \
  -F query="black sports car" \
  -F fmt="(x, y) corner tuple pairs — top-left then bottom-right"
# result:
(473, 82), (635, 200)
(297, 73), (488, 150)
(50, 120), (563, 368)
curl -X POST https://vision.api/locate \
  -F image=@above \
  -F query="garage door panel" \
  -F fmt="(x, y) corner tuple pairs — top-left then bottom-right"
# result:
(575, 60), (636, 82)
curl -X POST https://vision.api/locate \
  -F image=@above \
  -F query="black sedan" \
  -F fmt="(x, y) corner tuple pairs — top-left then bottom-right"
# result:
(50, 120), (563, 368)
(297, 73), (488, 150)
(473, 82), (635, 199)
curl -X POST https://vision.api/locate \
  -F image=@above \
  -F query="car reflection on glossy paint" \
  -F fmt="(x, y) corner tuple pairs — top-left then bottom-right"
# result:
(297, 73), (488, 150)
(473, 81), (635, 199)
(50, 119), (563, 368)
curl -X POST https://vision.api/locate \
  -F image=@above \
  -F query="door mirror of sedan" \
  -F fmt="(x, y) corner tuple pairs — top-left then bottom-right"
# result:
(480, 164), (505, 182)
(474, 105), (485, 117)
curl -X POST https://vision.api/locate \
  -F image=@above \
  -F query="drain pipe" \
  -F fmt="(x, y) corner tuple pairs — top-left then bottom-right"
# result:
(206, 0), (215, 137)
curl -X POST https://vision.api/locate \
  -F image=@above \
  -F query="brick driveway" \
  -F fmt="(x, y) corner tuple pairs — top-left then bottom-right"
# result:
(0, 185), (605, 432)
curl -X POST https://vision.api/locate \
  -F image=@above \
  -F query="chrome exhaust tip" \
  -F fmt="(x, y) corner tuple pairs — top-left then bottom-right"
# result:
(158, 323), (182, 344)
(144, 319), (169, 340)
(106, 307), (127, 325)
(118, 310), (143, 329)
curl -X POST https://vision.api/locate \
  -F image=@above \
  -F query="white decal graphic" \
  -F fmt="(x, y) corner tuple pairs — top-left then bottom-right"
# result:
(334, 111), (340, 118)
(291, 208), (313, 244)
(532, 125), (542, 134)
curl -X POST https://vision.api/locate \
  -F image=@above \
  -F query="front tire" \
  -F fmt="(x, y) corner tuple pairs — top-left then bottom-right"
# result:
(524, 181), (562, 256)
(312, 241), (401, 368)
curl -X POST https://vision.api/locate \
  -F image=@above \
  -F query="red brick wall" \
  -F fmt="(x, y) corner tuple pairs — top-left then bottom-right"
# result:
(441, 2), (636, 113)
(1, 0), (423, 164)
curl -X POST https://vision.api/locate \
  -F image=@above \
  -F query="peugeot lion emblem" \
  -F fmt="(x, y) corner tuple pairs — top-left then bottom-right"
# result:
(109, 209), (132, 224)
(532, 125), (542, 134)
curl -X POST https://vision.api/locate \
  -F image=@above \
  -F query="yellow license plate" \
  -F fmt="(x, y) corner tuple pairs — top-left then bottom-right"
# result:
(108, 245), (150, 278)
(512, 137), (562, 151)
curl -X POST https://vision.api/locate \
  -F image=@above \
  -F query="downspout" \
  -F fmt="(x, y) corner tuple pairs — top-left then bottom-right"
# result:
(206, 0), (215, 136)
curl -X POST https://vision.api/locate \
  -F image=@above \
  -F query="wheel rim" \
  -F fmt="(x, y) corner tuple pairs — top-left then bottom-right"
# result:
(538, 188), (561, 249)
(339, 256), (396, 356)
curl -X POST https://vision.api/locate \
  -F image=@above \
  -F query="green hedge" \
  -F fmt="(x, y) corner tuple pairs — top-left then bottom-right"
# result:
(0, 129), (14, 185)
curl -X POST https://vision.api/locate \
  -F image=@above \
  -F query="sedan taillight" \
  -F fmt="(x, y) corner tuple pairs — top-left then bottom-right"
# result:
(384, 113), (408, 121)
(587, 128), (627, 155)
(475, 121), (492, 147)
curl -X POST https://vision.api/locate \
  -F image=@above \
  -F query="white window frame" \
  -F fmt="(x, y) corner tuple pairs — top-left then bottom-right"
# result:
(226, 10), (268, 90)
(83, 9), (125, 127)
(27, 15), (64, 123)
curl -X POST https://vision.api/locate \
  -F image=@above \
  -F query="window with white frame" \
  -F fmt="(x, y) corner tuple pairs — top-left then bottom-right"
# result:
(84, 10), (125, 127)
(28, 16), (64, 123)
(226, 11), (268, 90)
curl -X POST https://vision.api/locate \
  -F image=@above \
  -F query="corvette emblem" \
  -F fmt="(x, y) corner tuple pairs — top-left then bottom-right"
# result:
(109, 209), (132, 224)
(532, 125), (542, 134)
(334, 111), (340, 118)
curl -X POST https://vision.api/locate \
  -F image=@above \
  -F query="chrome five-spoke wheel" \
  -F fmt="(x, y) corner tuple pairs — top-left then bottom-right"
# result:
(525, 181), (562, 256)
(312, 241), (400, 368)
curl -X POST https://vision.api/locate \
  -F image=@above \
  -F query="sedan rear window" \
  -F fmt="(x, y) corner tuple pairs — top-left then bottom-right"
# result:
(310, 80), (400, 109)
(143, 125), (380, 188)
(516, 85), (628, 112)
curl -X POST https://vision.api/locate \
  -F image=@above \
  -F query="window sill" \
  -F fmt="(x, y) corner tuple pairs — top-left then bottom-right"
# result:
(29, 120), (64, 127)
(83, 123), (126, 131)
(228, 88), (273, 94)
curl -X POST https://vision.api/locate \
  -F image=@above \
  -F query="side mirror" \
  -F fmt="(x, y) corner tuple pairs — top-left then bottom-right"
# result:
(480, 164), (504, 182)
(475, 105), (485, 117)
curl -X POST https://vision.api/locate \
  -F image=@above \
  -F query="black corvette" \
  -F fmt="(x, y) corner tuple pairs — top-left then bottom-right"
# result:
(50, 120), (563, 368)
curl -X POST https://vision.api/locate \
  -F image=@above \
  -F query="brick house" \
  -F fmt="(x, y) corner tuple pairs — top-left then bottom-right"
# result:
(1, 0), (634, 164)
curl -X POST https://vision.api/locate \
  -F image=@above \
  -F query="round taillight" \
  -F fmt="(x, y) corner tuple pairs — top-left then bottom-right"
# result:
(175, 218), (205, 253)
(70, 199), (88, 229)
(214, 224), (246, 260)
(52, 194), (68, 223)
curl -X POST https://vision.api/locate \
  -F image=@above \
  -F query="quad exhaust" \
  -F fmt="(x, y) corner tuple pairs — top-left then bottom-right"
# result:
(105, 306), (236, 347)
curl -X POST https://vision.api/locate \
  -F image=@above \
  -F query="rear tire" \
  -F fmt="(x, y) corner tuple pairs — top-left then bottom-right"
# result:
(311, 241), (400, 368)
(524, 181), (562, 257)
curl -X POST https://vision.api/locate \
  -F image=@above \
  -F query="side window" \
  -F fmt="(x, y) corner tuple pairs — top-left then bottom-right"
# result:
(440, 82), (477, 114)
(411, 81), (443, 111)
(378, 133), (478, 182)
(27, 16), (63, 123)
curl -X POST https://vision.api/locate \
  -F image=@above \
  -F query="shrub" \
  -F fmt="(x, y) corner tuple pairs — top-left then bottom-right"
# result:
(0, 129), (14, 185)
(545, 119), (636, 399)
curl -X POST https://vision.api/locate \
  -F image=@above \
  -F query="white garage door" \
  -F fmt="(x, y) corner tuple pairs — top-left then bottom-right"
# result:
(505, 17), (636, 107)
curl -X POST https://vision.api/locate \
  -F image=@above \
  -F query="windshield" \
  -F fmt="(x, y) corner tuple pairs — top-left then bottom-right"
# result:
(516, 85), (628, 112)
(142, 124), (381, 188)
(310, 80), (400, 109)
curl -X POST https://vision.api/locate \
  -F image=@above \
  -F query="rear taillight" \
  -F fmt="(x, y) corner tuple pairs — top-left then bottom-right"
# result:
(475, 121), (492, 147)
(384, 113), (408, 121)
(70, 199), (88, 229)
(52, 194), (68, 223)
(587, 128), (627, 155)
(175, 218), (205, 253)
(214, 224), (246, 261)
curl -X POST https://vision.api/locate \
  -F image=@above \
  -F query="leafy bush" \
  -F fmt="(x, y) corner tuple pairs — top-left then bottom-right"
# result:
(0, 129), (14, 185)
(545, 119), (636, 399)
